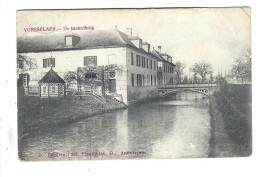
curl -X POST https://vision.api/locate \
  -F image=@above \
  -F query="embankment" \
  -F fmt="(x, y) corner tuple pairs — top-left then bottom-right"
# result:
(18, 95), (127, 138)
(209, 84), (252, 157)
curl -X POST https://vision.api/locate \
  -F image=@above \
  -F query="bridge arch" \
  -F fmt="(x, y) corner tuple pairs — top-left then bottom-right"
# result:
(158, 83), (218, 97)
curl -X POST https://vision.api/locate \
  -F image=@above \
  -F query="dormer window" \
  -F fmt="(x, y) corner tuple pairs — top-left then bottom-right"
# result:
(65, 36), (73, 47)
(65, 35), (80, 47)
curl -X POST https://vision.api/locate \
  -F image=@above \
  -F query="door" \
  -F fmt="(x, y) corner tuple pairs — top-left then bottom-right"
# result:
(109, 79), (116, 93)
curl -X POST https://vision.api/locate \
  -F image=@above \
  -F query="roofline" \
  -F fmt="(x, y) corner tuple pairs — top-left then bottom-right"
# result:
(18, 43), (161, 60)
(154, 49), (175, 66)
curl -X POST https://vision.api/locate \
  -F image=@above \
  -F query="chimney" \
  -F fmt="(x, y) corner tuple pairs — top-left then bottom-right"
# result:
(126, 28), (132, 36)
(157, 46), (162, 53)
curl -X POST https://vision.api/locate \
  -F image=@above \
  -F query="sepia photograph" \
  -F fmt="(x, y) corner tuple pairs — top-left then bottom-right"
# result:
(16, 8), (251, 161)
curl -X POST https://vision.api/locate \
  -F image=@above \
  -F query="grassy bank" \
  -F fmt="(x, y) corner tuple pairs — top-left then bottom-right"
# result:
(18, 93), (127, 138)
(209, 84), (252, 157)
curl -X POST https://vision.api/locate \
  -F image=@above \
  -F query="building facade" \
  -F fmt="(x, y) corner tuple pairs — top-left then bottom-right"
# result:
(17, 28), (175, 105)
(152, 47), (176, 86)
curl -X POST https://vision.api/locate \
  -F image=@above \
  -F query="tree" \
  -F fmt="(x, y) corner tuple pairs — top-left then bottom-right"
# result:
(17, 54), (37, 73)
(174, 61), (185, 84)
(209, 72), (214, 83)
(192, 73), (198, 84)
(191, 62), (213, 83)
(183, 75), (189, 84)
(231, 48), (251, 83)
(65, 64), (122, 96)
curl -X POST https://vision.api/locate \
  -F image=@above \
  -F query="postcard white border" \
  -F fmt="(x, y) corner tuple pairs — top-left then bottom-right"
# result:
(0, 0), (260, 177)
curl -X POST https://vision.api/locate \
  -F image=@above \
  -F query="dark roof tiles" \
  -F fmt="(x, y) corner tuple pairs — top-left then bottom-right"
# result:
(38, 68), (66, 84)
(17, 29), (137, 53)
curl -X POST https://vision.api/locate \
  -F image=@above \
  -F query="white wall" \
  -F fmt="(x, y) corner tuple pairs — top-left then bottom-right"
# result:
(19, 47), (128, 102)
(125, 48), (159, 103)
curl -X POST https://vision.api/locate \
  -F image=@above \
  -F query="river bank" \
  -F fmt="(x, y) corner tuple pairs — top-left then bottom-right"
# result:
(18, 94), (127, 138)
(209, 84), (252, 157)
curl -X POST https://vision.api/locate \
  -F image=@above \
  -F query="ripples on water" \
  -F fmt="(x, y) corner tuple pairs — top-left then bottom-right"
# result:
(20, 91), (211, 161)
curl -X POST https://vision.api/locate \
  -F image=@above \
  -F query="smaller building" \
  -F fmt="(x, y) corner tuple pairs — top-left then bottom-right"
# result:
(38, 68), (66, 98)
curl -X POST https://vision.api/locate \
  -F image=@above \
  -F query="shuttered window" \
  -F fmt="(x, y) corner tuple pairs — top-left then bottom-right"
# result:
(131, 73), (134, 86)
(84, 56), (97, 66)
(43, 58), (55, 68)
(18, 60), (24, 69)
(131, 53), (134, 65)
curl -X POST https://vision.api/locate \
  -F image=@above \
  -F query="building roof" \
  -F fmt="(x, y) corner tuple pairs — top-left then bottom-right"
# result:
(38, 68), (66, 84)
(152, 49), (175, 66)
(18, 29), (152, 55)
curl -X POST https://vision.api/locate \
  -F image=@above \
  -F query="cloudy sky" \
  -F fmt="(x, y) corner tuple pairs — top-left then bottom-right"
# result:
(17, 8), (251, 75)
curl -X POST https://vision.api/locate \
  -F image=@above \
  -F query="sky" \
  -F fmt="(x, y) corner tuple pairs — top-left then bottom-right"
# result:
(17, 8), (251, 75)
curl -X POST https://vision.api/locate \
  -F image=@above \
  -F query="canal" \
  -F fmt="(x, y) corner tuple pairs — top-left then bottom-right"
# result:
(20, 91), (211, 161)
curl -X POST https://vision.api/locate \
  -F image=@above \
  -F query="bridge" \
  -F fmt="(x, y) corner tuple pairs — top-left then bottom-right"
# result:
(158, 83), (219, 97)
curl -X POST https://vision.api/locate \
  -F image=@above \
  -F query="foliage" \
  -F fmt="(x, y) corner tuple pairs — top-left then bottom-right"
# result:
(213, 84), (251, 147)
(64, 64), (122, 95)
(231, 48), (251, 83)
(174, 61), (185, 84)
(17, 54), (37, 72)
(191, 62), (213, 83)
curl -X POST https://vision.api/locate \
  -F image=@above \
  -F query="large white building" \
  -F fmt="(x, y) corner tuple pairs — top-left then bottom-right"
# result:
(17, 28), (175, 105)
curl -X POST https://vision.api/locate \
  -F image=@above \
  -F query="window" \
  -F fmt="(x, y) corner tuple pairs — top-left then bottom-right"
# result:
(151, 75), (153, 86)
(150, 59), (152, 69)
(84, 56), (97, 66)
(19, 74), (29, 87)
(136, 55), (141, 67)
(43, 58), (55, 68)
(43, 86), (46, 93)
(52, 86), (55, 93)
(85, 73), (97, 80)
(147, 75), (149, 85)
(141, 56), (146, 68)
(143, 75), (145, 86)
(154, 76), (157, 85)
(65, 36), (73, 46)
(146, 58), (149, 68)
(137, 74), (142, 87)
(18, 60), (24, 69)
(154, 61), (156, 70)
(131, 53), (134, 65)
(131, 73), (135, 86)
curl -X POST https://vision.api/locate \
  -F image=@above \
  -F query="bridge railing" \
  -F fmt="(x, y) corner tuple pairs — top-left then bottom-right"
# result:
(158, 83), (217, 89)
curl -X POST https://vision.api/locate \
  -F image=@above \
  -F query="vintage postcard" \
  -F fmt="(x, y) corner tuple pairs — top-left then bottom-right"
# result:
(16, 8), (251, 161)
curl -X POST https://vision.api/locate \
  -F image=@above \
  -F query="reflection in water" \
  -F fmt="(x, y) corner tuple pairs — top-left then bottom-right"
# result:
(20, 91), (211, 161)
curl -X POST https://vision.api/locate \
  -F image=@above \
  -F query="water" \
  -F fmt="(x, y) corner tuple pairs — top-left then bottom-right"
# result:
(20, 91), (211, 161)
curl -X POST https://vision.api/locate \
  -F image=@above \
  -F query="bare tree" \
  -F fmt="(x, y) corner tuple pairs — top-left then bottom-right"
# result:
(191, 62), (213, 83)
(174, 61), (185, 84)
(183, 75), (189, 84)
(209, 72), (214, 83)
(17, 54), (37, 73)
(192, 73), (198, 84)
(231, 48), (251, 83)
